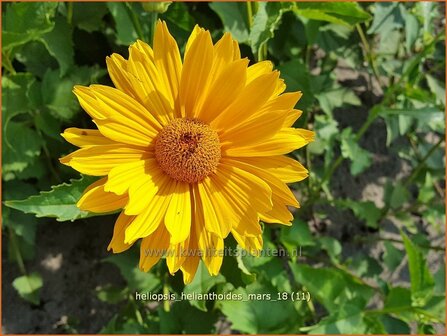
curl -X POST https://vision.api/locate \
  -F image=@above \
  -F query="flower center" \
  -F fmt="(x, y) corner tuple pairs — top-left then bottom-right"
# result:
(155, 118), (221, 183)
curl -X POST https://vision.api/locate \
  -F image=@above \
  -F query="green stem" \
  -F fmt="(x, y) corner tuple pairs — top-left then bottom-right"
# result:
(9, 227), (27, 275)
(404, 137), (444, 186)
(257, 43), (267, 62)
(246, 0), (254, 28)
(356, 23), (382, 89)
(66, 1), (73, 25)
(125, 2), (145, 41)
(2, 52), (16, 75)
(163, 274), (170, 312)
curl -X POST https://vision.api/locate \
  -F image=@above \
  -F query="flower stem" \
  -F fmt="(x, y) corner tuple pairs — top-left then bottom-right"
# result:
(66, 2), (73, 25)
(246, 0), (254, 28)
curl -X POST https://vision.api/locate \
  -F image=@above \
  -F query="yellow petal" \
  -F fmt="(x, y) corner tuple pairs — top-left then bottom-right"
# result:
(194, 183), (224, 237)
(211, 72), (279, 131)
(220, 109), (288, 148)
(208, 174), (262, 237)
(165, 181), (192, 244)
(179, 28), (214, 118)
(89, 84), (162, 145)
(196, 59), (248, 124)
(104, 159), (150, 195)
(154, 21), (182, 106)
(210, 32), (236, 80)
(184, 24), (203, 55)
(246, 61), (273, 84)
(139, 225), (170, 272)
(77, 177), (127, 213)
(195, 218), (224, 276)
(259, 199), (294, 225)
(166, 237), (190, 274)
(60, 145), (148, 176)
(73, 85), (161, 147)
(284, 109), (303, 127)
(180, 255), (200, 284)
(127, 45), (174, 124)
(105, 54), (135, 98)
(223, 128), (315, 157)
(124, 178), (176, 244)
(126, 167), (168, 215)
(231, 228), (263, 254)
(61, 128), (117, 147)
(108, 212), (136, 253)
(227, 158), (299, 208)
(195, 181), (231, 238)
(217, 162), (273, 213)
(234, 156), (308, 183)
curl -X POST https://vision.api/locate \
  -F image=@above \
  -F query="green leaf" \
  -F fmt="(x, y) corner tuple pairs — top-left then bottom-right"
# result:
(71, 2), (108, 32)
(2, 73), (35, 123)
(41, 16), (74, 76)
(218, 283), (301, 333)
(385, 286), (412, 309)
(316, 86), (361, 117)
(426, 74), (446, 107)
(41, 66), (106, 120)
(104, 251), (160, 292)
(281, 218), (316, 247)
(107, 2), (139, 45)
(96, 284), (127, 304)
(402, 232), (435, 306)
(389, 183), (410, 209)
(183, 262), (225, 311)
(15, 41), (58, 78)
(319, 236), (342, 262)
(161, 2), (194, 33)
(277, 59), (314, 109)
(294, 2), (371, 26)
(209, 2), (249, 43)
(2, 122), (43, 179)
(12, 272), (43, 305)
(404, 12), (419, 52)
(380, 315), (410, 334)
(290, 263), (374, 313)
(368, 2), (405, 36)
(3, 207), (38, 245)
(5, 175), (100, 222)
(338, 199), (382, 228)
(159, 300), (218, 334)
(249, 2), (293, 56)
(303, 303), (384, 334)
(340, 128), (372, 176)
(383, 241), (404, 270)
(2, 2), (58, 50)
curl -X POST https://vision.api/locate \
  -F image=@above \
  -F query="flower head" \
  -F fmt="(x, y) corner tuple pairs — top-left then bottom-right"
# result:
(60, 21), (314, 283)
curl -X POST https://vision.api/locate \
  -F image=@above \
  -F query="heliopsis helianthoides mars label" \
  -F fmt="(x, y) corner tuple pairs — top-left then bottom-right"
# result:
(60, 21), (314, 283)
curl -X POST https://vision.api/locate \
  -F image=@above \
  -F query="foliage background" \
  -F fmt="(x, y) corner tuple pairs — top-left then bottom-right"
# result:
(2, 1), (446, 334)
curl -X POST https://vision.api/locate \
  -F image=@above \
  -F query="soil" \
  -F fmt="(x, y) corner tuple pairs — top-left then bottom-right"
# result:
(2, 64), (445, 334)
(2, 216), (124, 333)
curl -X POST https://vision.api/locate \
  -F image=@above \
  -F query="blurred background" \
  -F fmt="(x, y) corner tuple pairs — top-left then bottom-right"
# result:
(2, 1), (445, 334)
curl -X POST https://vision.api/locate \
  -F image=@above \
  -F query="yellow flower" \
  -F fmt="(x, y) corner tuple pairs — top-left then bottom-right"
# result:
(60, 21), (314, 283)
